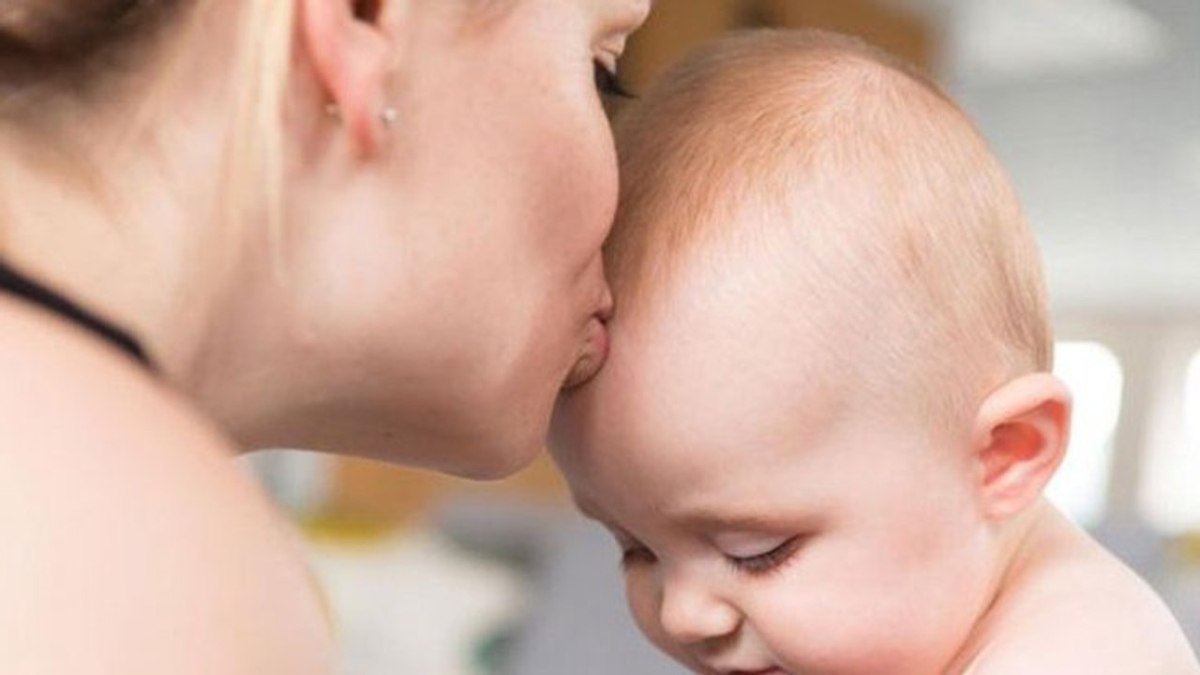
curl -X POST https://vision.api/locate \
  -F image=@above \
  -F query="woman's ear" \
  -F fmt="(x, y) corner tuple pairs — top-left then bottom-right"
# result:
(971, 372), (1073, 522)
(298, 0), (393, 156)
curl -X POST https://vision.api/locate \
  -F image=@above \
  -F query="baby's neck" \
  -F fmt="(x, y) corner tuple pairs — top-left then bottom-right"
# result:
(944, 501), (1098, 673)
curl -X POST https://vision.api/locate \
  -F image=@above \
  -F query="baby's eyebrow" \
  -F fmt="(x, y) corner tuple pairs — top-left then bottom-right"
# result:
(669, 507), (783, 533)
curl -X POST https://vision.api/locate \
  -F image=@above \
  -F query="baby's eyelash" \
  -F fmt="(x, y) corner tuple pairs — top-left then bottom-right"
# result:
(726, 536), (804, 576)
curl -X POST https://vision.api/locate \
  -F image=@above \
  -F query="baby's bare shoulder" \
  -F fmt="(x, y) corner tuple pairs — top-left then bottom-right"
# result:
(965, 555), (1199, 675)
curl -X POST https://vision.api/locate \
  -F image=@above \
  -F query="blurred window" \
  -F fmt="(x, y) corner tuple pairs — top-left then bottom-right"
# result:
(1140, 349), (1200, 533)
(1047, 341), (1124, 526)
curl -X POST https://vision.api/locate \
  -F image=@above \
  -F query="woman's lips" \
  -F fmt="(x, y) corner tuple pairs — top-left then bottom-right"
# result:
(562, 313), (611, 390)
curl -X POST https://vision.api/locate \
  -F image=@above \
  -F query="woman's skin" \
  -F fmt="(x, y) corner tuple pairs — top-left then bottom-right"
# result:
(0, 0), (649, 671)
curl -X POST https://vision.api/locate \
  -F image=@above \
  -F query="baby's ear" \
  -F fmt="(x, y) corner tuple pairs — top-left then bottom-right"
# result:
(970, 373), (1072, 521)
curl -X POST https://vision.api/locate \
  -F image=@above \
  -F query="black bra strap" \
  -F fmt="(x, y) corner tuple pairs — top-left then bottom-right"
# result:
(0, 259), (154, 369)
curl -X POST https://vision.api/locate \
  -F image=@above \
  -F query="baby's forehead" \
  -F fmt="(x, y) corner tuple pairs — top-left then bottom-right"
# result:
(606, 196), (904, 391)
(559, 213), (955, 472)
(554, 286), (932, 528)
(574, 248), (856, 449)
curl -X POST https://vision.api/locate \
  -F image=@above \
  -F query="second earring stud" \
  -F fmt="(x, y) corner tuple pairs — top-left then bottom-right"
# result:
(324, 104), (398, 128)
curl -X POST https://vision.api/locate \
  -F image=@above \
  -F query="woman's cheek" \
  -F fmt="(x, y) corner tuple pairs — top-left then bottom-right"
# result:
(533, 109), (618, 263)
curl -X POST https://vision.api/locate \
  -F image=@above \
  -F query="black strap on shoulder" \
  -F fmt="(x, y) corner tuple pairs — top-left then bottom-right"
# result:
(0, 259), (154, 370)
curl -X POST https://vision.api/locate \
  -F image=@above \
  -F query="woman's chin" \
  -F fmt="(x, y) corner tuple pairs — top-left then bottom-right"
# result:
(438, 434), (543, 481)
(428, 398), (551, 481)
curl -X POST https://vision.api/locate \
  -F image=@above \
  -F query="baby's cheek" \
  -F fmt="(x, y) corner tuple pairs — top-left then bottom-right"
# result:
(624, 573), (693, 667)
(753, 565), (956, 675)
(764, 609), (929, 674)
(625, 574), (661, 639)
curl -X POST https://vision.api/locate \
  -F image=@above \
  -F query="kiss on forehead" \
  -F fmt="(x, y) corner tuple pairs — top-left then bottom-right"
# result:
(551, 28), (1199, 675)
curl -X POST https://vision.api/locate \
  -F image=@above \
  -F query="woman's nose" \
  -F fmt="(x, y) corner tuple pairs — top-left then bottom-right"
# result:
(658, 576), (742, 646)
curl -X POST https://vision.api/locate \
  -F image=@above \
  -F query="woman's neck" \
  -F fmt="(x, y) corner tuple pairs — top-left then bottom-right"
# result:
(0, 115), (240, 385)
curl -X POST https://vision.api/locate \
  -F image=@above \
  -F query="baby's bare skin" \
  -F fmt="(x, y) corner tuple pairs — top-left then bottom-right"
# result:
(553, 225), (1200, 673)
(951, 505), (1198, 675)
(552, 29), (1200, 675)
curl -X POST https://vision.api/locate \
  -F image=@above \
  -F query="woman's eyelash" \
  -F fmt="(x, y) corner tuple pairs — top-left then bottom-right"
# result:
(594, 60), (635, 99)
(726, 537), (803, 576)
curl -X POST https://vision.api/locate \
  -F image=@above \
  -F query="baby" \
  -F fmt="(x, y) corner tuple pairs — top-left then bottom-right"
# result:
(550, 30), (1200, 675)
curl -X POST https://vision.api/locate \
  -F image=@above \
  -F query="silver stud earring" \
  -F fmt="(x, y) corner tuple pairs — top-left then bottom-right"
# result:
(323, 103), (398, 128)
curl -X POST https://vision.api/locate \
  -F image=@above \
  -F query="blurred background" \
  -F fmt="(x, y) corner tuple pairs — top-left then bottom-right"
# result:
(243, 1), (1200, 672)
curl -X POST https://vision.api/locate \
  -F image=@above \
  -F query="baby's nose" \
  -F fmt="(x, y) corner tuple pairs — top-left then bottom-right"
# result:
(658, 576), (742, 646)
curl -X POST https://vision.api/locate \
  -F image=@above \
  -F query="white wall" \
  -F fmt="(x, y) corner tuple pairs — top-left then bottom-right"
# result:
(919, 0), (1200, 314)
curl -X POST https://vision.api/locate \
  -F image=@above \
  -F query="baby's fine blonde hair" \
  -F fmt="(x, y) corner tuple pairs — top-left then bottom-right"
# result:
(608, 30), (1052, 423)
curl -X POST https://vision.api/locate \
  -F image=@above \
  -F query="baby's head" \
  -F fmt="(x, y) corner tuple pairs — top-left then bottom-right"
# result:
(551, 30), (1073, 675)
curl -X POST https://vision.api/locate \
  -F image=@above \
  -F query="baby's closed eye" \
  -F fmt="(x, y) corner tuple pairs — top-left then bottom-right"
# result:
(723, 536), (805, 576)
(612, 532), (808, 576)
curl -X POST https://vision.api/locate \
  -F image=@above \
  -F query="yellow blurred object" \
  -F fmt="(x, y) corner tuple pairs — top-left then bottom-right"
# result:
(300, 511), (401, 546)
(1173, 532), (1200, 565)
(327, 452), (571, 526)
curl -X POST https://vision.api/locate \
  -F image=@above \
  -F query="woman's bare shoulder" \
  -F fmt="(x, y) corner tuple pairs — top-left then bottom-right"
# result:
(0, 300), (335, 674)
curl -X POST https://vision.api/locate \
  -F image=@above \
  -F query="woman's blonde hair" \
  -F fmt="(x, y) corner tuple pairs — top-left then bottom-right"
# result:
(0, 0), (299, 263)
(222, 0), (297, 269)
